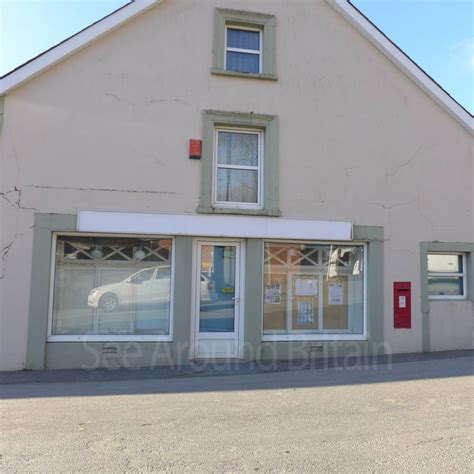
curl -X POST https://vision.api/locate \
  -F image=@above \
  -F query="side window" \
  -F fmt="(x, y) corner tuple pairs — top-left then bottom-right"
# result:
(199, 110), (279, 216)
(212, 9), (277, 80)
(427, 253), (466, 299)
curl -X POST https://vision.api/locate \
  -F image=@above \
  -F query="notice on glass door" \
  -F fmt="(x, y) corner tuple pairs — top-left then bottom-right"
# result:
(328, 282), (344, 305)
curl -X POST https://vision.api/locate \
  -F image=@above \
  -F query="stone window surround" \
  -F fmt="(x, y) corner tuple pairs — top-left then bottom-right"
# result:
(211, 8), (277, 81)
(419, 241), (474, 352)
(197, 110), (280, 217)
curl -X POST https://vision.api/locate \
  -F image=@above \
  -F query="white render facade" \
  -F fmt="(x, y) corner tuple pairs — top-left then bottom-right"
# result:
(0, 0), (472, 371)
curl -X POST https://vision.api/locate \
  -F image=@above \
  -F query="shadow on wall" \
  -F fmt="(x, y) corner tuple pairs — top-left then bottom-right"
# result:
(0, 351), (472, 400)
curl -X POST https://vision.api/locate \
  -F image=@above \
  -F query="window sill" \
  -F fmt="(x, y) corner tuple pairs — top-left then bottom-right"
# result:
(261, 334), (368, 342)
(197, 205), (281, 217)
(211, 68), (278, 81)
(428, 296), (468, 301)
(47, 335), (173, 342)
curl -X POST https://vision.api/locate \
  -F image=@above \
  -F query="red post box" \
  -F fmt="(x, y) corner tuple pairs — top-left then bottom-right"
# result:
(394, 282), (411, 328)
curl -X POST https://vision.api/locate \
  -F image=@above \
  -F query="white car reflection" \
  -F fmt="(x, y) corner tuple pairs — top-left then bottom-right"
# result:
(88, 266), (216, 312)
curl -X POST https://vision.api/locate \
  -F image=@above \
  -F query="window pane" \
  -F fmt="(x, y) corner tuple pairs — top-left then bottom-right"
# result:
(263, 243), (365, 335)
(428, 277), (464, 296)
(218, 131), (258, 167)
(52, 236), (173, 336)
(226, 51), (259, 73)
(428, 254), (462, 273)
(216, 168), (258, 203)
(227, 28), (260, 50)
(199, 245), (236, 332)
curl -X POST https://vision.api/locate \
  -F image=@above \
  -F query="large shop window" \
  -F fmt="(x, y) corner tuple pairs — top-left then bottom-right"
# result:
(49, 236), (173, 340)
(263, 242), (366, 339)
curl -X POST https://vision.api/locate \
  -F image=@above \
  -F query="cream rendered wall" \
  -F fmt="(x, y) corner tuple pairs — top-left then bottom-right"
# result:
(429, 302), (473, 352)
(0, 0), (472, 370)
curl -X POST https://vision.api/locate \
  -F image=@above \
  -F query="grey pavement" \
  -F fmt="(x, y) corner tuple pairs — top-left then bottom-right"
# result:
(1, 352), (473, 472)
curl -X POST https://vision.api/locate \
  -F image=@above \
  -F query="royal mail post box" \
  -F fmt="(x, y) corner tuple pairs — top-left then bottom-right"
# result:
(394, 282), (411, 328)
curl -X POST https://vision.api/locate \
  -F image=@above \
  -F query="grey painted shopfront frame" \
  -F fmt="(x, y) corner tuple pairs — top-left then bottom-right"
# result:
(26, 214), (384, 369)
(419, 241), (474, 352)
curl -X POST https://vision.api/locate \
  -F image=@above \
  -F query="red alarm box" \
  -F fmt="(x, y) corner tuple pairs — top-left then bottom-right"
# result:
(394, 282), (411, 328)
(189, 139), (202, 159)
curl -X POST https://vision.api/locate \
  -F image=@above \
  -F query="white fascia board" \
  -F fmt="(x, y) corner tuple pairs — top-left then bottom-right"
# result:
(0, 0), (162, 95)
(77, 210), (353, 241)
(326, 0), (474, 135)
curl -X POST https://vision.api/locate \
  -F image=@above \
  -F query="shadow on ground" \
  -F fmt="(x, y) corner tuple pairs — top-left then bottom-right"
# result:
(0, 351), (472, 400)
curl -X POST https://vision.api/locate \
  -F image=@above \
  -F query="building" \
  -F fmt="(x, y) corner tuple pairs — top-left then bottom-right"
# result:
(0, 0), (472, 371)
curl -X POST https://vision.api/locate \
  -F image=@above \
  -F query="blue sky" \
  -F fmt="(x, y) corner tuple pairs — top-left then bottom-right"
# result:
(352, 0), (473, 113)
(0, 0), (472, 113)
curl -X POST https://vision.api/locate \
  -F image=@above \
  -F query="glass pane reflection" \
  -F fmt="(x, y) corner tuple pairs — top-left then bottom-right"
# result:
(52, 236), (172, 336)
(199, 245), (236, 332)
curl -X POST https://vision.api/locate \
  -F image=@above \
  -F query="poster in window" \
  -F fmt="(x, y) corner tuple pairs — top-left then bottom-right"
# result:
(297, 301), (314, 324)
(328, 282), (344, 305)
(264, 280), (282, 304)
(295, 278), (318, 296)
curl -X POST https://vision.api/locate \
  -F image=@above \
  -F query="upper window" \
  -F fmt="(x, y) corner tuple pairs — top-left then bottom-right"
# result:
(226, 27), (262, 74)
(49, 235), (174, 341)
(212, 9), (277, 80)
(428, 253), (466, 299)
(199, 110), (279, 216)
(215, 128), (263, 207)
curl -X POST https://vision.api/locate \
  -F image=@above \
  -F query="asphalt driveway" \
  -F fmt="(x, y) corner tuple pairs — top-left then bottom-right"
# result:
(1, 353), (473, 472)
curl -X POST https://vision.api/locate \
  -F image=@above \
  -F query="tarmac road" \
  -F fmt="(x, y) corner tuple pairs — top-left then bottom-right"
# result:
(1, 354), (473, 472)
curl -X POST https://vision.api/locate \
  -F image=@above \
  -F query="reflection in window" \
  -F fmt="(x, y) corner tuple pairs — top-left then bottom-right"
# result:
(263, 243), (365, 335)
(52, 236), (173, 336)
(427, 253), (466, 298)
(199, 245), (236, 333)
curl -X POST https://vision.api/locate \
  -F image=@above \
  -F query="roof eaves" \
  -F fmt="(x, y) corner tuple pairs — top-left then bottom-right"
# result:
(327, 0), (474, 135)
(0, 0), (162, 96)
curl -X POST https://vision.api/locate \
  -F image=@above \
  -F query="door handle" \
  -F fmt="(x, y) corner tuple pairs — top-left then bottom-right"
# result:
(232, 297), (240, 303)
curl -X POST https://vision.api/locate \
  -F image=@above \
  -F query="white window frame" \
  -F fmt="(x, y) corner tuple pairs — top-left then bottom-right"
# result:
(47, 232), (175, 342)
(225, 25), (262, 74)
(213, 127), (264, 210)
(261, 240), (368, 342)
(428, 252), (467, 300)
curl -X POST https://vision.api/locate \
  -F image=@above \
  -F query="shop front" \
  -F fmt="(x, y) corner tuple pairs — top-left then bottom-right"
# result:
(25, 212), (384, 370)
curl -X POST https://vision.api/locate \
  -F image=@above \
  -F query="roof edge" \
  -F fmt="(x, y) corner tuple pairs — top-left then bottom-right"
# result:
(0, 0), (163, 96)
(327, 0), (474, 135)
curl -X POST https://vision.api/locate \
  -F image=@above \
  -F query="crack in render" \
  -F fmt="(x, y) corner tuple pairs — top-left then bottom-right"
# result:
(28, 185), (176, 195)
(0, 235), (15, 280)
(1, 186), (39, 211)
(385, 145), (423, 177)
(368, 198), (417, 210)
(344, 165), (360, 200)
